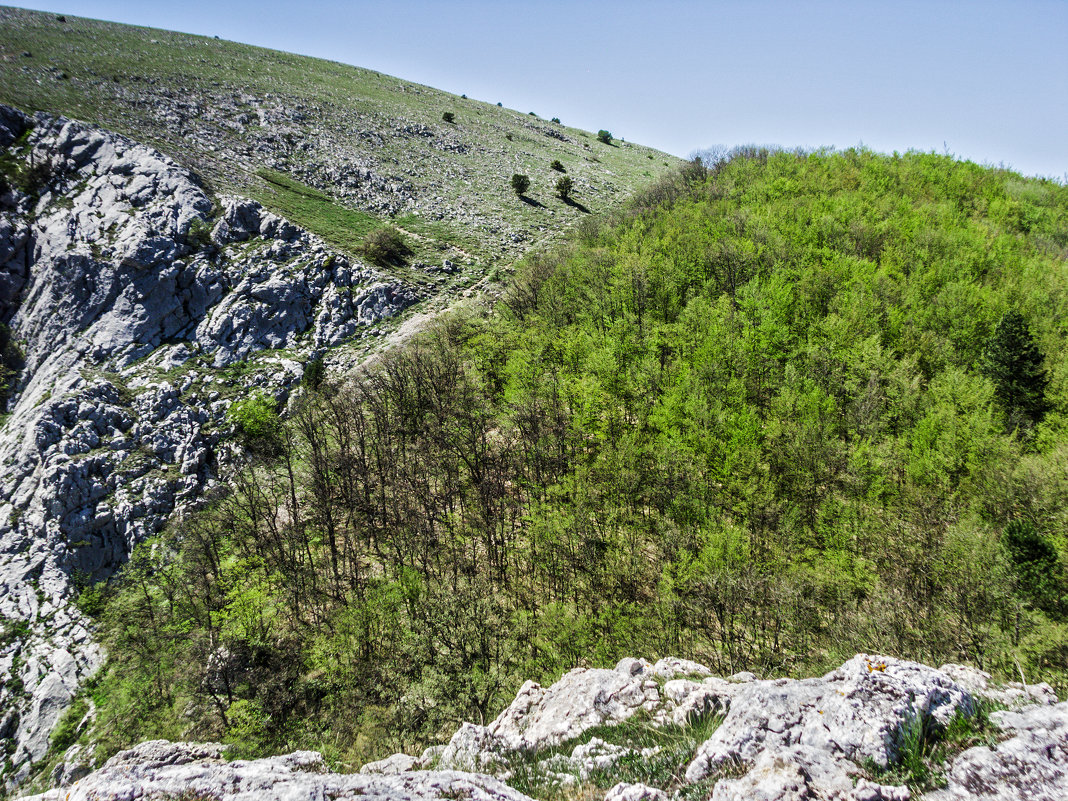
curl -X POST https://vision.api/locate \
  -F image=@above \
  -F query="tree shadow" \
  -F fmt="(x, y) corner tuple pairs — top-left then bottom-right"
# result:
(563, 197), (590, 214)
(520, 196), (545, 208)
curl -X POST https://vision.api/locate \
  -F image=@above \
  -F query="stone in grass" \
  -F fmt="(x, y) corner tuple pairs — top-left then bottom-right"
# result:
(604, 782), (670, 801)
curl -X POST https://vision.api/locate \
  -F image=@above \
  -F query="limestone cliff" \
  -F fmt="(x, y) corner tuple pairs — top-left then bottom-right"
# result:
(0, 105), (416, 784)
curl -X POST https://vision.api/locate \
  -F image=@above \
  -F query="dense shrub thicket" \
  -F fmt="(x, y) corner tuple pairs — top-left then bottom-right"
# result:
(86, 148), (1068, 770)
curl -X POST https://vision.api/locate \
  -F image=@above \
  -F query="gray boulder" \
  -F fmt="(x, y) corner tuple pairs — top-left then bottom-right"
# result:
(929, 701), (1068, 801)
(686, 654), (974, 784)
(22, 740), (536, 801)
(438, 667), (660, 770)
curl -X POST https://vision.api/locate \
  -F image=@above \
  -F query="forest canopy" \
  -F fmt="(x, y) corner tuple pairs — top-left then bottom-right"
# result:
(82, 146), (1068, 770)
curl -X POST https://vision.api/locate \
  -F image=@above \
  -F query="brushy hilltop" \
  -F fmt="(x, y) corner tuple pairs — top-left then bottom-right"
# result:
(0, 6), (676, 272)
(56, 147), (1068, 783)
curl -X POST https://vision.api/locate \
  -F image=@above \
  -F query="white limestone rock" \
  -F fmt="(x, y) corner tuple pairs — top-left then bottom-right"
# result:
(22, 740), (536, 801)
(361, 752), (423, 775)
(938, 663), (1057, 709)
(493, 669), (661, 753)
(656, 676), (734, 726)
(650, 657), (712, 680)
(686, 654), (974, 784)
(928, 701), (1068, 801)
(603, 782), (669, 801)
(708, 745), (910, 801)
(439, 668), (660, 770)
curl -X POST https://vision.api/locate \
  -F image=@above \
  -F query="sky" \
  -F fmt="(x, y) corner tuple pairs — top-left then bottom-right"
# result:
(11, 0), (1068, 180)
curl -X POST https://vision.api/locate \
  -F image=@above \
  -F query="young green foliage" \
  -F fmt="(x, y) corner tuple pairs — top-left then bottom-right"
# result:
(227, 391), (283, 456)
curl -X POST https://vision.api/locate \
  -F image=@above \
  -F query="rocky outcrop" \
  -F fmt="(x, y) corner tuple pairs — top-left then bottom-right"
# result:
(23, 740), (535, 801)
(928, 702), (1068, 801)
(683, 654), (973, 795)
(437, 664), (661, 771)
(22, 654), (1064, 801)
(424, 654), (1062, 800)
(0, 105), (417, 786)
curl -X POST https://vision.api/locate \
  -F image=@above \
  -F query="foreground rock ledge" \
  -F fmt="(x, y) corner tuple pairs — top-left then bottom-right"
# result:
(25, 741), (536, 801)
(24, 654), (1066, 801)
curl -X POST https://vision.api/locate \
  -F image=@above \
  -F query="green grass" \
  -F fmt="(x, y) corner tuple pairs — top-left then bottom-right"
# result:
(0, 6), (679, 268)
(249, 169), (475, 285)
(504, 712), (725, 801)
(862, 700), (1006, 794)
(252, 168), (378, 253)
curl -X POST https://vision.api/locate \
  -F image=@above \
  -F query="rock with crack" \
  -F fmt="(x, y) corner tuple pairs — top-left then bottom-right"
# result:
(685, 654), (976, 799)
(22, 739), (537, 801)
(438, 667), (661, 770)
(928, 701), (1068, 801)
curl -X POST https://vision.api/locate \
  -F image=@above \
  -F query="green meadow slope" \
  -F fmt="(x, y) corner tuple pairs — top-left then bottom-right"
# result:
(0, 5), (677, 273)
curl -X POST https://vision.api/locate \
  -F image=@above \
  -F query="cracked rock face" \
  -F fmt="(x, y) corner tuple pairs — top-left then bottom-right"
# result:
(685, 654), (974, 783)
(438, 667), (661, 770)
(22, 740), (537, 801)
(0, 105), (416, 786)
(927, 702), (1068, 801)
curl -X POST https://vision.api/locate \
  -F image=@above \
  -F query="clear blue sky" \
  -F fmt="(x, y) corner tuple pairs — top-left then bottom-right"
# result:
(12, 0), (1068, 179)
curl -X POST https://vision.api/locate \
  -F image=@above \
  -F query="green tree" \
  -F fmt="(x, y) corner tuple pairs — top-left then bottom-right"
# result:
(1003, 519), (1063, 615)
(981, 311), (1050, 427)
(511, 174), (530, 196)
(442, 111), (455, 123)
(302, 356), (326, 391)
(228, 392), (283, 456)
(597, 130), (613, 144)
(550, 160), (565, 173)
(555, 176), (573, 201)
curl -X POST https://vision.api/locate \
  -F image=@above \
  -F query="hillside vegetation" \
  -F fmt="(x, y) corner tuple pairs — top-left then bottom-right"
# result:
(0, 6), (675, 275)
(58, 147), (1068, 779)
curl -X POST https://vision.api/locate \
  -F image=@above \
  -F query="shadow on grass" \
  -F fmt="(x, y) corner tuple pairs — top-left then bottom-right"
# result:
(563, 197), (590, 213)
(520, 195), (545, 208)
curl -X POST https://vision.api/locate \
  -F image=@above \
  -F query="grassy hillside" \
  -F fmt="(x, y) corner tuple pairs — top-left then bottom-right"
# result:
(58, 148), (1068, 783)
(0, 6), (677, 273)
